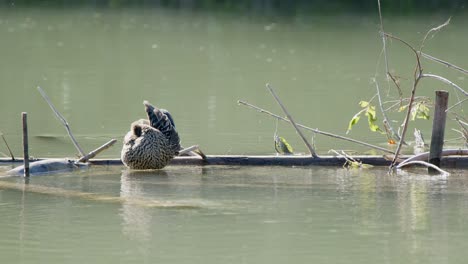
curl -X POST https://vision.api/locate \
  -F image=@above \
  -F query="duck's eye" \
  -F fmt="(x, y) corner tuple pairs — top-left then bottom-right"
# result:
(133, 125), (142, 137)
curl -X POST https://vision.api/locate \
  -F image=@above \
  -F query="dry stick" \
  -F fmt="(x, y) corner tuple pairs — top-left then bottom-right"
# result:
(37, 86), (86, 157)
(420, 52), (468, 75)
(375, 0), (402, 141)
(397, 148), (468, 168)
(76, 139), (117, 163)
(447, 98), (468, 112)
(421, 74), (468, 96)
(384, 33), (423, 168)
(22, 113), (29, 177)
(0, 132), (15, 160)
(419, 17), (451, 52)
(238, 100), (395, 154)
(374, 79), (401, 141)
(397, 160), (449, 176)
(266, 84), (318, 158)
(179, 145), (207, 160)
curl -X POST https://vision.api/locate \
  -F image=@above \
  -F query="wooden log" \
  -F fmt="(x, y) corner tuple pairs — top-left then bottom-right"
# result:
(22, 112), (29, 177)
(1, 155), (468, 169)
(429, 90), (449, 173)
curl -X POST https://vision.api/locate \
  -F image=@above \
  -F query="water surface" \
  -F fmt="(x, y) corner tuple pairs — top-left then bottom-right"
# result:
(0, 165), (467, 263)
(0, 8), (466, 158)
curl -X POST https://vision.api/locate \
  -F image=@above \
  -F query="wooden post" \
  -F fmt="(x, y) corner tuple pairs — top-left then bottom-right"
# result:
(428, 90), (449, 173)
(22, 112), (30, 177)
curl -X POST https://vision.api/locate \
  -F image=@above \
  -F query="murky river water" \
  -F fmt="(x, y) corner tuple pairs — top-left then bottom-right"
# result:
(0, 6), (467, 264)
(0, 165), (467, 263)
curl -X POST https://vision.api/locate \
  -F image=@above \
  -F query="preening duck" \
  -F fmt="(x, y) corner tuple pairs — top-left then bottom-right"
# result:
(121, 101), (181, 170)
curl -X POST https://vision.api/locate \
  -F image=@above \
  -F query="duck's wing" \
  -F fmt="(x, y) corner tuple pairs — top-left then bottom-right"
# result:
(143, 100), (181, 153)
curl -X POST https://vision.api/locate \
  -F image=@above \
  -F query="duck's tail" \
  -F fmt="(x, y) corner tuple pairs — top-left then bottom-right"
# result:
(144, 100), (181, 154)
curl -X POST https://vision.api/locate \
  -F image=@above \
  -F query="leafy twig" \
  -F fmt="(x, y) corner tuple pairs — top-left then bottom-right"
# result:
(266, 84), (318, 158)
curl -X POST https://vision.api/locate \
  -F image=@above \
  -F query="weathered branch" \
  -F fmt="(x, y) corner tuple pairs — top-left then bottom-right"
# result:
(0, 132), (15, 160)
(238, 100), (395, 154)
(446, 98), (468, 112)
(37, 86), (86, 157)
(420, 17), (451, 52)
(421, 74), (468, 96)
(266, 84), (318, 158)
(374, 79), (400, 141)
(76, 139), (117, 163)
(397, 160), (449, 175)
(179, 145), (207, 160)
(397, 148), (468, 168)
(419, 52), (468, 75)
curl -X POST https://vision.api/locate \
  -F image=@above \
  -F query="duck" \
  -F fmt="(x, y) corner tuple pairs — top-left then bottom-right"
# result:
(121, 101), (181, 170)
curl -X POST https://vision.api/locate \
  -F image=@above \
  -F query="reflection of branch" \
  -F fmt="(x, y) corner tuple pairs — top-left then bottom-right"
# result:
(238, 100), (395, 154)
(266, 84), (318, 158)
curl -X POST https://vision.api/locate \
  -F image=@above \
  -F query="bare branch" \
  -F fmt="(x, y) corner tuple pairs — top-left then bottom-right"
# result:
(420, 52), (468, 75)
(237, 100), (395, 154)
(0, 132), (15, 160)
(266, 84), (318, 158)
(37, 86), (86, 157)
(384, 33), (422, 76)
(420, 17), (451, 52)
(76, 139), (117, 163)
(421, 74), (468, 96)
(397, 160), (450, 175)
(374, 79), (400, 141)
(446, 97), (468, 112)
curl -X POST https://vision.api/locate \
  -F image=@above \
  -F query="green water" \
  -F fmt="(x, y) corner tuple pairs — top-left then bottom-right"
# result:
(0, 7), (467, 264)
(0, 165), (467, 263)
(0, 8), (466, 158)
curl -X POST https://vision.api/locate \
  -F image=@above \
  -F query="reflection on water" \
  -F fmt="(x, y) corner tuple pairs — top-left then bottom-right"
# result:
(0, 166), (467, 263)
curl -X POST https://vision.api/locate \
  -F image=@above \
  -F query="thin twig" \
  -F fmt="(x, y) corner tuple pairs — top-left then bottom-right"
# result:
(0, 132), (15, 160)
(397, 160), (449, 175)
(383, 33), (424, 168)
(420, 17), (451, 52)
(76, 139), (117, 163)
(419, 52), (468, 75)
(238, 100), (395, 154)
(420, 74), (468, 96)
(37, 86), (86, 157)
(446, 97), (468, 112)
(266, 84), (318, 158)
(377, 0), (390, 79)
(179, 145), (207, 160)
(374, 78), (400, 141)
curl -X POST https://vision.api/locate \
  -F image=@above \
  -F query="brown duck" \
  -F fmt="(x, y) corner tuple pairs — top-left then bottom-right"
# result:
(121, 101), (181, 170)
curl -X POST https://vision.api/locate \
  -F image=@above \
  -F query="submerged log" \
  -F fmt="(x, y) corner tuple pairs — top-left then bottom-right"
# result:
(6, 159), (88, 176)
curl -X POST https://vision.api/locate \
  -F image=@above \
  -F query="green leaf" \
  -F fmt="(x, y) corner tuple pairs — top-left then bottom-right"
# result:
(274, 135), (294, 154)
(347, 114), (361, 133)
(411, 102), (431, 120)
(359, 101), (369, 108)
